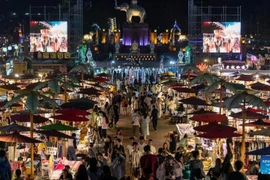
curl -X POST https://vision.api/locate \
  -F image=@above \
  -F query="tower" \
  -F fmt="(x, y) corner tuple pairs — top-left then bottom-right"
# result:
(63, 0), (83, 56)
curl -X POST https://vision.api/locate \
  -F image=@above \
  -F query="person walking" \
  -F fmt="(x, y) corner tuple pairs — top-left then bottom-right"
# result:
(141, 112), (150, 140)
(140, 145), (158, 179)
(227, 160), (248, 180)
(112, 104), (120, 127)
(0, 149), (11, 180)
(130, 142), (143, 180)
(189, 150), (205, 180)
(100, 112), (109, 140)
(67, 133), (77, 161)
(74, 164), (90, 180)
(150, 105), (158, 131)
(131, 110), (141, 138)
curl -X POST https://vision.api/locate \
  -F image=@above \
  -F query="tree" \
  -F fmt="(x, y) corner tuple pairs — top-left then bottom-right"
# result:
(55, 67), (79, 103)
(33, 77), (77, 122)
(190, 73), (219, 86)
(3, 90), (58, 179)
(205, 78), (237, 114)
(223, 91), (267, 163)
(70, 63), (94, 88)
(190, 73), (219, 107)
(182, 64), (200, 86)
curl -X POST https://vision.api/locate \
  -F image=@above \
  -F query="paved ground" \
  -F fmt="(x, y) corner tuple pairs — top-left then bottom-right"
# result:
(107, 114), (175, 153)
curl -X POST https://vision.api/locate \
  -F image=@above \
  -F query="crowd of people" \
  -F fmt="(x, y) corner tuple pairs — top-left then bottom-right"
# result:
(54, 79), (256, 180)
(0, 77), (263, 180)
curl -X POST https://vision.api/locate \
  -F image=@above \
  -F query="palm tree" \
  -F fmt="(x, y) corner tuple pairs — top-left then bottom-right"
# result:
(182, 64), (200, 86)
(223, 91), (267, 163)
(70, 63), (94, 88)
(190, 73), (219, 109)
(33, 77), (76, 122)
(190, 72), (219, 86)
(205, 78), (237, 114)
(3, 90), (58, 179)
(55, 74), (79, 102)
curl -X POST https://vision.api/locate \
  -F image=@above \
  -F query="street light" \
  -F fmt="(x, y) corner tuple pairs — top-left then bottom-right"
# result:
(2, 47), (7, 56)
(170, 61), (175, 65)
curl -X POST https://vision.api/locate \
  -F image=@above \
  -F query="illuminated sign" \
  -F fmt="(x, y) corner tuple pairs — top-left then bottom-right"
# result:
(203, 22), (241, 53)
(36, 52), (70, 60)
(261, 156), (270, 174)
(30, 21), (68, 53)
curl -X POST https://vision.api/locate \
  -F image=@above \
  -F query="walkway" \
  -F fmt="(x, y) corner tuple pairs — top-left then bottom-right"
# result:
(108, 114), (176, 152)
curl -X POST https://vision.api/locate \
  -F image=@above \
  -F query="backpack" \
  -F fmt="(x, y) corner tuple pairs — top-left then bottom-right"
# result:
(0, 159), (9, 180)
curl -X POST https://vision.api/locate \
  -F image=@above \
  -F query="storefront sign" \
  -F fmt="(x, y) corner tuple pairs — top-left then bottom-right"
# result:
(260, 156), (270, 174)
(36, 52), (70, 60)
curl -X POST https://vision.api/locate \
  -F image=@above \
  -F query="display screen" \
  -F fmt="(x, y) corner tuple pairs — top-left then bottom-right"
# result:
(202, 22), (241, 53)
(30, 21), (68, 52)
(261, 156), (270, 174)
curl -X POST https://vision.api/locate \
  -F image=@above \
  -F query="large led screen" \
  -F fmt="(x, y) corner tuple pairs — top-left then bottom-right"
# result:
(30, 21), (68, 52)
(203, 22), (241, 53)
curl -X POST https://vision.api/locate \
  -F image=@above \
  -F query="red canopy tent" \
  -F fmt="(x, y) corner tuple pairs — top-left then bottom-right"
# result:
(173, 88), (198, 94)
(51, 114), (89, 122)
(239, 118), (270, 127)
(250, 82), (270, 91)
(56, 108), (90, 116)
(230, 109), (267, 119)
(197, 131), (241, 139)
(179, 97), (208, 106)
(181, 72), (198, 79)
(235, 74), (254, 81)
(190, 113), (227, 123)
(247, 107), (267, 114)
(11, 114), (49, 124)
(194, 122), (237, 132)
(91, 77), (109, 83)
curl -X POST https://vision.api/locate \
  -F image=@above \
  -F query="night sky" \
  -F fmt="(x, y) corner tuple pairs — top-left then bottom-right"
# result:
(0, 0), (269, 35)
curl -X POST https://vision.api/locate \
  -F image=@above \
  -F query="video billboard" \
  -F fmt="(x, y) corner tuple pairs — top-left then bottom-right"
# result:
(203, 22), (241, 53)
(30, 21), (68, 52)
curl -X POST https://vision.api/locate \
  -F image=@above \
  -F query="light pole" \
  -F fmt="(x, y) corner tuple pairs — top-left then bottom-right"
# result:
(111, 60), (115, 83)
(170, 60), (176, 73)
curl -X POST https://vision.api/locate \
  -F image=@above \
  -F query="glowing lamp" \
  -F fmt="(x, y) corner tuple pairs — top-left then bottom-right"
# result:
(2, 47), (7, 52)
(8, 46), (12, 50)
(83, 34), (90, 40)
(14, 45), (18, 50)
